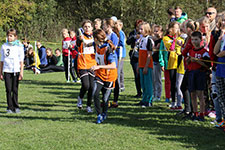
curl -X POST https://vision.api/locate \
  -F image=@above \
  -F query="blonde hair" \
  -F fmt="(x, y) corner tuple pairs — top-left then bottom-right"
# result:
(61, 28), (68, 34)
(166, 21), (180, 36)
(198, 16), (211, 44)
(216, 14), (225, 29)
(139, 22), (152, 36)
(94, 18), (102, 24)
(198, 16), (210, 26)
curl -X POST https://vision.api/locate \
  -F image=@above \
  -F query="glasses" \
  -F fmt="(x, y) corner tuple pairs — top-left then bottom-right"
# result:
(205, 12), (215, 15)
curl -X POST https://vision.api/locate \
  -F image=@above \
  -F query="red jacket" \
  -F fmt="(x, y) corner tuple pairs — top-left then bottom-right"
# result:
(62, 37), (72, 56)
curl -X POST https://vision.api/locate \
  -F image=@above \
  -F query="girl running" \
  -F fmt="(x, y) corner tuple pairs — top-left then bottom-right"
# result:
(92, 29), (118, 123)
(76, 20), (96, 113)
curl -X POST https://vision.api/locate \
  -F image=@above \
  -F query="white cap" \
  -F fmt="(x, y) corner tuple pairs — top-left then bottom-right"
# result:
(111, 16), (117, 22)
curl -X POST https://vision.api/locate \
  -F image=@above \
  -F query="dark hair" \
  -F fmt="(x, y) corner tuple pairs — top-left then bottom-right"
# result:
(93, 29), (116, 51)
(167, 8), (175, 16)
(55, 48), (61, 52)
(7, 28), (17, 36)
(191, 31), (202, 39)
(82, 19), (93, 27)
(135, 19), (144, 28)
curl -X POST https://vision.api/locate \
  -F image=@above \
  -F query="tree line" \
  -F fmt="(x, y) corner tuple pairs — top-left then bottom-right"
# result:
(0, 0), (224, 42)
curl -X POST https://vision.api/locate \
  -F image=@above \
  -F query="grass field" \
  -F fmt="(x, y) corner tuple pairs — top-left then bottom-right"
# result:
(0, 42), (224, 150)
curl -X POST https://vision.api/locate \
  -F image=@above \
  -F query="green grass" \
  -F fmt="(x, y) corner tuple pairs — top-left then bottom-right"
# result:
(0, 43), (225, 150)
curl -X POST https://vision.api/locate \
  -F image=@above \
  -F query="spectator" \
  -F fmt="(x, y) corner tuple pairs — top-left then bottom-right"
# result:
(36, 41), (48, 68)
(126, 19), (143, 98)
(205, 7), (217, 31)
(186, 31), (211, 121)
(22, 38), (33, 67)
(55, 48), (64, 67)
(174, 6), (188, 24)
(94, 18), (102, 30)
(38, 48), (64, 73)
(152, 25), (163, 101)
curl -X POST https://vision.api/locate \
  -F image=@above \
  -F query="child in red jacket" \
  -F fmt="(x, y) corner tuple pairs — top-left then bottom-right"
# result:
(62, 28), (76, 82)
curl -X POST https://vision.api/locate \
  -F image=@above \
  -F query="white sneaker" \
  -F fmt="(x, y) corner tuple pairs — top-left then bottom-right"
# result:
(77, 96), (82, 109)
(15, 108), (21, 113)
(86, 106), (93, 113)
(6, 109), (13, 114)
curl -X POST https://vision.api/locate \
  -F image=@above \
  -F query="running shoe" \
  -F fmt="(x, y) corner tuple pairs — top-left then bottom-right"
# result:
(215, 120), (224, 128)
(77, 96), (83, 109)
(97, 114), (103, 124)
(86, 106), (93, 113)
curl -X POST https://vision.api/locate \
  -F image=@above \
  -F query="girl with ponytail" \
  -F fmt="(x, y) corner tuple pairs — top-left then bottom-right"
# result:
(91, 29), (118, 124)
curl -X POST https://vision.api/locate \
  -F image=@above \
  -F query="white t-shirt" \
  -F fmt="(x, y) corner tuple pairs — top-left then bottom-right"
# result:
(0, 43), (24, 73)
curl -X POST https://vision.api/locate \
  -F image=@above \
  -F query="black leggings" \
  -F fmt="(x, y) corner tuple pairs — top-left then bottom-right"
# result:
(169, 69), (177, 103)
(63, 55), (76, 81)
(79, 69), (95, 107)
(4, 73), (20, 110)
(113, 79), (119, 102)
(41, 65), (64, 73)
(181, 71), (192, 113)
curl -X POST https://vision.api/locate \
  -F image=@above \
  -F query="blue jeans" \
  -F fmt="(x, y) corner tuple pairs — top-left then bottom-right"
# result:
(212, 70), (222, 121)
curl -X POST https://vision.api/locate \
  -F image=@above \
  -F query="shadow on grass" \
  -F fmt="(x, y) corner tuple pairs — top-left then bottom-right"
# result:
(75, 100), (225, 150)
(1, 79), (225, 150)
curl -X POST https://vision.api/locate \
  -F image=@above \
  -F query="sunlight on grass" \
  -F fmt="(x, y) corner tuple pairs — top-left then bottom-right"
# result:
(0, 43), (224, 150)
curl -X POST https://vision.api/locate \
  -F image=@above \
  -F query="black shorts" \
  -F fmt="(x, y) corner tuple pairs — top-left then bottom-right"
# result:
(95, 76), (114, 89)
(79, 69), (95, 79)
(188, 70), (206, 92)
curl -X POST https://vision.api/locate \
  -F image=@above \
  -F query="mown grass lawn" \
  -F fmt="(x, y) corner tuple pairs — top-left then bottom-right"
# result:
(0, 42), (224, 150)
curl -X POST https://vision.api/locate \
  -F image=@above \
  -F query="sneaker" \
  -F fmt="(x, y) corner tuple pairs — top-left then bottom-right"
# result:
(76, 78), (81, 83)
(33, 67), (40, 74)
(148, 103), (153, 107)
(152, 97), (157, 102)
(77, 96), (82, 109)
(156, 97), (161, 101)
(102, 113), (107, 121)
(210, 120), (217, 125)
(15, 108), (21, 113)
(215, 120), (224, 128)
(86, 106), (93, 113)
(192, 115), (198, 121)
(142, 102), (153, 108)
(96, 114), (103, 124)
(198, 116), (205, 122)
(120, 87), (125, 92)
(208, 111), (216, 118)
(174, 106), (183, 111)
(170, 106), (175, 110)
(6, 109), (13, 114)
(165, 98), (170, 103)
(111, 102), (118, 108)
